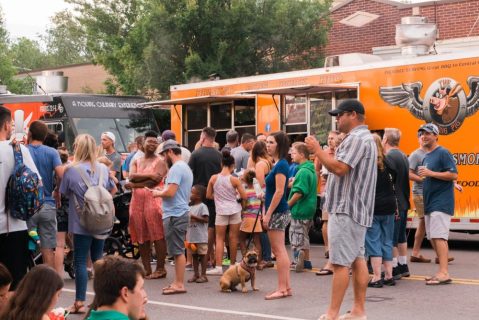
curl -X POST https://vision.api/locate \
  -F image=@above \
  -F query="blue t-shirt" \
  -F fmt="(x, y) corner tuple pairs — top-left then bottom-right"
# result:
(121, 151), (137, 172)
(265, 158), (290, 214)
(423, 146), (457, 216)
(162, 160), (193, 219)
(27, 144), (62, 205)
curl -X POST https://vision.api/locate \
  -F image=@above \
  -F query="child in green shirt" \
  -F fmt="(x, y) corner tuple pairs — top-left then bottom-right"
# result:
(288, 142), (318, 272)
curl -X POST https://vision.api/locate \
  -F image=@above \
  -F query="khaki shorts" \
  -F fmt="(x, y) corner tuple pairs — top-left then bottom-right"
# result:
(412, 194), (425, 218)
(193, 243), (208, 255)
(216, 212), (242, 226)
(240, 217), (263, 233)
(425, 211), (451, 240)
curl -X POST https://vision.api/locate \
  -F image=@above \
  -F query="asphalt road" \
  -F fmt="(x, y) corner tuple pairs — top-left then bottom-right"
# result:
(59, 232), (479, 320)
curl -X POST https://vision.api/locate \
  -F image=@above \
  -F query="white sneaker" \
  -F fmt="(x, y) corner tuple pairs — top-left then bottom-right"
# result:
(206, 266), (223, 276)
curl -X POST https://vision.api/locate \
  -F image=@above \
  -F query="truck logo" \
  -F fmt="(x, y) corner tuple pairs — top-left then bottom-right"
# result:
(379, 76), (479, 135)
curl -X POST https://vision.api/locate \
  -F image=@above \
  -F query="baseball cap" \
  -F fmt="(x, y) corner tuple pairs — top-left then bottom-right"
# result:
(161, 130), (176, 141)
(101, 131), (116, 144)
(159, 139), (181, 154)
(328, 99), (365, 116)
(418, 123), (439, 135)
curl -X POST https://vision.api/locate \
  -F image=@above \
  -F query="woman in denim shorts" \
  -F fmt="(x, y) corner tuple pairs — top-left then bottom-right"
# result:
(365, 134), (397, 288)
(263, 131), (291, 300)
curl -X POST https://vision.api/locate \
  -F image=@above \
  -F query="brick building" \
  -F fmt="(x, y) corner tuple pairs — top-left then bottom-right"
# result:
(17, 63), (110, 94)
(326, 0), (479, 56)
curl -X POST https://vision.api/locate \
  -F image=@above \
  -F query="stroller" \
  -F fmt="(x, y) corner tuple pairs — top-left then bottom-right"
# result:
(103, 192), (140, 259)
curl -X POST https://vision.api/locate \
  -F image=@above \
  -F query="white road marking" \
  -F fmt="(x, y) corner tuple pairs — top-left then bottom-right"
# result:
(62, 288), (307, 320)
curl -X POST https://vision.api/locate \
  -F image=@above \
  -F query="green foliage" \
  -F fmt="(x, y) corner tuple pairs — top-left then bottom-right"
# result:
(67, 0), (332, 95)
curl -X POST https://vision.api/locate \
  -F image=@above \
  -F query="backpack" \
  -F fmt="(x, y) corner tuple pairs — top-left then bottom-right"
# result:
(73, 165), (114, 239)
(6, 143), (45, 221)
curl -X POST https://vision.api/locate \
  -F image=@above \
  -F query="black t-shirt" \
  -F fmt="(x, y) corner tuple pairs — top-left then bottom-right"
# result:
(188, 147), (222, 187)
(386, 149), (410, 211)
(374, 158), (397, 215)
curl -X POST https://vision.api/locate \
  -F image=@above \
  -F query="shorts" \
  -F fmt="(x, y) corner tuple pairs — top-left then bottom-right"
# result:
(289, 219), (312, 250)
(268, 211), (291, 231)
(365, 215), (395, 261)
(215, 212), (242, 226)
(393, 210), (407, 246)
(240, 216), (263, 233)
(163, 213), (188, 256)
(425, 211), (451, 240)
(206, 199), (216, 229)
(328, 213), (367, 267)
(27, 203), (57, 249)
(192, 243), (208, 255)
(412, 194), (424, 219)
(0, 230), (29, 290)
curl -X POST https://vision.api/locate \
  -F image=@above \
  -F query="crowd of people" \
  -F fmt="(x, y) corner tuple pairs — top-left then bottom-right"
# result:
(0, 99), (460, 319)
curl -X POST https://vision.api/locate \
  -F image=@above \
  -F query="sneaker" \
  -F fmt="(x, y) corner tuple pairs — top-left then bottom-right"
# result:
(263, 261), (274, 268)
(222, 258), (231, 266)
(295, 250), (305, 273)
(399, 263), (410, 277)
(392, 266), (402, 280)
(206, 266), (223, 276)
(383, 277), (396, 286)
(368, 279), (383, 288)
(185, 264), (193, 271)
(289, 262), (297, 270)
(303, 260), (313, 270)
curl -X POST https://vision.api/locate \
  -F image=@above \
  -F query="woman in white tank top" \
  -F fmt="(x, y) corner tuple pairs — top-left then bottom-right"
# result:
(206, 150), (246, 275)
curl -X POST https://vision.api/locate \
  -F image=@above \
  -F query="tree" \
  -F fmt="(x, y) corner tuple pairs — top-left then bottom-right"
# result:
(41, 10), (91, 66)
(9, 37), (51, 71)
(67, 0), (332, 95)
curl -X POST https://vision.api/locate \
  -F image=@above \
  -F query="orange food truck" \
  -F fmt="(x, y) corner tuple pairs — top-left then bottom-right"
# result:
(142, 46), (479, 233)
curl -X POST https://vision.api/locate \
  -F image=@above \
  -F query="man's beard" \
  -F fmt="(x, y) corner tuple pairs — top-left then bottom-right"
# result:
(166, 155), (173, 168)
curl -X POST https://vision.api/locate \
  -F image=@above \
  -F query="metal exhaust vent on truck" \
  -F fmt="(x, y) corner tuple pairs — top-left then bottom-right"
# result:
(395, 16), (437, 56)
(35, 71), (68, 94)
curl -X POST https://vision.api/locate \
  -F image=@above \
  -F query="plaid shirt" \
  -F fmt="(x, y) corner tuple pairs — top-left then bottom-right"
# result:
(324, 125), (377, 227)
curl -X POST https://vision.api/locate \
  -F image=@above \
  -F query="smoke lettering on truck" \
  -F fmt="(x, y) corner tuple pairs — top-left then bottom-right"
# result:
(453, 153), (479, 165)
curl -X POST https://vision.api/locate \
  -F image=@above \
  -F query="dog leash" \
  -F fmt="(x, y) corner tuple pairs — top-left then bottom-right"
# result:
(245, 200), (263, 250)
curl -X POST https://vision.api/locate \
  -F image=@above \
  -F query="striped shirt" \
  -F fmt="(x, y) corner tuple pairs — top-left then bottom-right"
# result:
(242, 187), (262, 218)
(324, 125), (377, 227)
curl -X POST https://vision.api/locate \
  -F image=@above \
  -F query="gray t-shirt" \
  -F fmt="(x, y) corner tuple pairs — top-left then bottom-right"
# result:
(105, 150), (122, 181)
(408, 148), (426, 195)
(187, 203), (209, 243)
(231, 146), (250, 171)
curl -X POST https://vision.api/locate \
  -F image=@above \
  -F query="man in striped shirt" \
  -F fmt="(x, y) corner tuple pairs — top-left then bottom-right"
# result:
(306, 99), (377, 320)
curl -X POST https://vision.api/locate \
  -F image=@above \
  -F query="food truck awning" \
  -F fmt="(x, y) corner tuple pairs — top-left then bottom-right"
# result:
(238, 84), (359, 95)
(0, 94), (54, 104)
(139, 95), (256, 109)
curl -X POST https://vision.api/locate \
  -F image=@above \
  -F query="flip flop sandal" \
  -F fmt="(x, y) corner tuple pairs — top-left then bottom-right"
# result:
(162, 287), (187, 295)
(264, 290), (288, 300)
(425, 277), (452, 285)
(146, 271), (166, 279)
(187, 276), (199, 283)
(316, 268), (334, 276)
(68, 302), (87, 314)
(196, 276), (208, 283)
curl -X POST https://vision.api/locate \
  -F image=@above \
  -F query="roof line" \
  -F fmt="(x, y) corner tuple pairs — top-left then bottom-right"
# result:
(331, 0), (470, 12)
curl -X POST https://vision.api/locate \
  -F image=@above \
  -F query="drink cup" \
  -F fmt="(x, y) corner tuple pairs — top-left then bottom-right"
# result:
(418, 165), (427, 180)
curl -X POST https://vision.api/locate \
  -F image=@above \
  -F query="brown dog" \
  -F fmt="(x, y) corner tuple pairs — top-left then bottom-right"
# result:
(219, 251), (259, 293)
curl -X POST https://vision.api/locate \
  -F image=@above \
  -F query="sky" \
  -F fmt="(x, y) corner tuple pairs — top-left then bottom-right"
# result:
(0, 0), (71, 41)
(1, 0), (437, 42)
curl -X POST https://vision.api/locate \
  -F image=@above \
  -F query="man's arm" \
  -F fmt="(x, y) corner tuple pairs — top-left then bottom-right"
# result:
(409, 169), (422, 182)
(419, 168), (457, 181)
(152, 183), (178, 198)
(305, 136), (350, 177)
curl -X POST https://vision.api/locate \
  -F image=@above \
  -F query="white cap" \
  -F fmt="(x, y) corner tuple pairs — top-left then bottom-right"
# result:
(101, 131), (116, 144)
